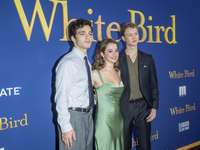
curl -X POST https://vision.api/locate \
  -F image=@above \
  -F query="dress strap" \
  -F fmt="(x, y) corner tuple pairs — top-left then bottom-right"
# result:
(97, 70), (104, 84)
(117, 71), (120, 76)
(117, 71), (122, 80)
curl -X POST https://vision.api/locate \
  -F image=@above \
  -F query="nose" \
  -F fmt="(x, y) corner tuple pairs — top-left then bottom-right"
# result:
(86, 34), (92, 39)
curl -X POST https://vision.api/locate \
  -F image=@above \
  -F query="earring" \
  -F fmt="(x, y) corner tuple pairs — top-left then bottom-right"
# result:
(103, 56), (105, 61)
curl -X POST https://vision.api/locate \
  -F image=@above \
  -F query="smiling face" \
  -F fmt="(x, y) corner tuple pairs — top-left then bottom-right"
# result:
(100, 43), (119, 64)
(122, 27), (139, 47)
(71, 25), (93, 54)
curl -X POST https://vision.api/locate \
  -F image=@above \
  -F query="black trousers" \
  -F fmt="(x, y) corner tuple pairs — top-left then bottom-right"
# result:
(124, 100), (151, 150)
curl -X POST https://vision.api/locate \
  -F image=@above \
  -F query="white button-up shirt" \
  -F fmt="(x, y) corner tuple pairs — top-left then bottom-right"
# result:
(55, 47), (92, 133)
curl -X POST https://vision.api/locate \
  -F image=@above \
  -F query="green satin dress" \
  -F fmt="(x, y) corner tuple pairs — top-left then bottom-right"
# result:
(94, 70), (124, 150)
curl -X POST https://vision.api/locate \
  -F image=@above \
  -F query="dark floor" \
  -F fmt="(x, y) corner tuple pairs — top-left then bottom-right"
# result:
(188, 145), (200, 150)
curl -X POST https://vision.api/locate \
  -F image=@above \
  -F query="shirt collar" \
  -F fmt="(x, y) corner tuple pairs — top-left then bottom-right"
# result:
(72, 47), (87, 60)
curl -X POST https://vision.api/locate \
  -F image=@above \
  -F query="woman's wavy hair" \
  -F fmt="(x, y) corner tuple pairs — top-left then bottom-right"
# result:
(93, 38), (119, 71)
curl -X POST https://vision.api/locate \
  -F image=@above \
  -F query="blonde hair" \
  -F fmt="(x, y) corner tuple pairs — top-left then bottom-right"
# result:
(120, 22), (139, 36)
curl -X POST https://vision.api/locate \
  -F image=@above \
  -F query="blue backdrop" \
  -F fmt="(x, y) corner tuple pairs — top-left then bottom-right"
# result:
(1, 0), (200, 150)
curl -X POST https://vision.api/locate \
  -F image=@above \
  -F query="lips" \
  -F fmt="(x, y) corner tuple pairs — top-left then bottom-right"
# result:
(111, 57), (117, 60)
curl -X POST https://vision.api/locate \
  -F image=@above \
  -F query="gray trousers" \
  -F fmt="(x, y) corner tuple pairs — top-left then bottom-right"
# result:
(58, 109), (94, 150)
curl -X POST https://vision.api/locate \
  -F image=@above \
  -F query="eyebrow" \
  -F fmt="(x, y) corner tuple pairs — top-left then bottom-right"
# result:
(107, 48), (118, 51)
(127, 32), (137, 34)
(77, 31), (93, 34)
(77, 31), (86, 34)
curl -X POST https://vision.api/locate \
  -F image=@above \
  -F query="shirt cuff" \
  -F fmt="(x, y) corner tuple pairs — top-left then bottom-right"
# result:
(60, 123), (73, 133)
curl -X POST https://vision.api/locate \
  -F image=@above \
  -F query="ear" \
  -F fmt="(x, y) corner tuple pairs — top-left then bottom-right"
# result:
(100, 52), (104, 57)
(71, 35), (76, 43)
(121, 36), (125, 42)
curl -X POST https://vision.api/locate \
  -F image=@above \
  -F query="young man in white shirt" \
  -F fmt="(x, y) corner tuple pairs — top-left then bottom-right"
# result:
(55, 18), (94, 150)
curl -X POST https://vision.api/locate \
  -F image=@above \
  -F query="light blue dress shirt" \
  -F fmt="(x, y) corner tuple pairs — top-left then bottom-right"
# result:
(55, 47), (92, 133)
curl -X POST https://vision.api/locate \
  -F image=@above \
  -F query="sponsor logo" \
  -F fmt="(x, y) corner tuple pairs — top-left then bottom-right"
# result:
(179, 86), (186, 97)
(132, 131), (158, 147)
(0, 87), (21, 97)
(0, 113), (28, 131)
(169, 69), (195, 79)
(179, 121), (189, 132)
(170, 103), (196, 115)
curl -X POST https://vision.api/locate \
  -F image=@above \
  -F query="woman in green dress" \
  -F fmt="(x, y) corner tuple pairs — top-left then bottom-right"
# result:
(92, 38), (124, 150)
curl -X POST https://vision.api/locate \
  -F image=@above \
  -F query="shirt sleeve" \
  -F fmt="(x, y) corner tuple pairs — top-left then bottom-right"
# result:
(55, 59), (73, 133)
(149, 55), (159, 109)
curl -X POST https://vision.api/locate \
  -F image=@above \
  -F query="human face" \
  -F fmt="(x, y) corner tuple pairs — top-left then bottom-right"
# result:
(71, 25), (93, 54)
(122, 27), (139, 47)
(101, 43), (119, 64)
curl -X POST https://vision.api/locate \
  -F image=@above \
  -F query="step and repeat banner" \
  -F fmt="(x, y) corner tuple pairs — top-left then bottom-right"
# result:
(0, 0), (200, 150)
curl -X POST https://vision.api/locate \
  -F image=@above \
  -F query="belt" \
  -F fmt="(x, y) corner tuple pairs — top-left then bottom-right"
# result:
(68, 107), (91, 113)
(129, 97), (145, 103)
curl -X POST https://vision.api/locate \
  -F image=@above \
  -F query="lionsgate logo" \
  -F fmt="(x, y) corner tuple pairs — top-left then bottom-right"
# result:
(178, 121), (189, 132)
(0, 87), (21, 97)
(179, 86), (186, 97)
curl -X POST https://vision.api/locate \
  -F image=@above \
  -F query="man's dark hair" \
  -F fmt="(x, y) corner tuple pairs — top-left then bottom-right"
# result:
(120, 22), (139, 36)
(69, 18), (93, 39)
